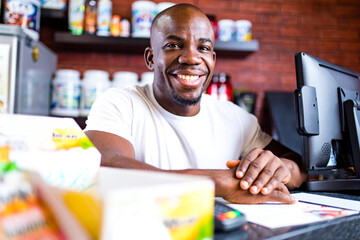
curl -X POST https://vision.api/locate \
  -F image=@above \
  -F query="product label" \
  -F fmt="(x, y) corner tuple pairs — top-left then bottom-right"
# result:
(97, 1), (111, 36)
(51, 82), (81, 110)
(5, 0), (39, 32)
(83, 86), (99, 110)
(131, 9), (154, 37)
(68, 0), (85, 35)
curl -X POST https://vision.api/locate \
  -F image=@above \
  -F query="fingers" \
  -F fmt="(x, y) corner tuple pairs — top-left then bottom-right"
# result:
(236, 148), (263, 179)
(267, 183), (298, 204)
(226, 159), (241, 169)
(223, 183), (297, 204)
(261, 168), (291, 195)
(239, 149), (291, 195)
(219, 168), (296, 205)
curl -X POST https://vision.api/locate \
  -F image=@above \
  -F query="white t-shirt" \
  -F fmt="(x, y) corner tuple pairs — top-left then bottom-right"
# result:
(85, 84), (272, 170)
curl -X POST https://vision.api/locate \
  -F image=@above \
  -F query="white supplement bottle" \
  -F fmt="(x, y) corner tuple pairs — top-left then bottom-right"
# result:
(68, 0), (85, 35)
(97, 0), (112, 36)
(80, 70), (111, 116)
(139, 71), (154, 86)
(51, 69), (81, 117)
(112, 71), (138, 89)
(131, 0), (156, 38)
(235, 20), (252, 42)
(218, 19), (235, 42)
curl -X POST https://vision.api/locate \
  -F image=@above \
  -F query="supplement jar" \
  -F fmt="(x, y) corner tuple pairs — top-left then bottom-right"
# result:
(80, 70), (111, 116)
(131, 0), (156, 38)
(51, 69), (81, 117)
(112, 71), (138, 89)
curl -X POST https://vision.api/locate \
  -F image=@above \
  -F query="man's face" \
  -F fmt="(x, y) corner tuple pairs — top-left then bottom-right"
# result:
(148, 8), (216, 112)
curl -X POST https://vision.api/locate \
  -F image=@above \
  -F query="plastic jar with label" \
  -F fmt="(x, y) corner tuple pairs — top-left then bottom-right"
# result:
(235, 20), (252, 42)
(218, 19), (235, 42)
(139, 71), (154, 86)
(5, 0), (41, 40)
(68, 0), (85, 35)
(110, 15), (121, 37)
(51, 69), (81, 117)
(80, 70), (111, 116)
(112, 71), (138, 89)
(97, 0), (112, 36)
(120, 18), (130, 37)
(131, 0), (156, 38)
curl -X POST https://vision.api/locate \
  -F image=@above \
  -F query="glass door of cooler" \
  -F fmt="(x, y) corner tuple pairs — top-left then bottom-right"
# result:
(0, 33), (19, 114)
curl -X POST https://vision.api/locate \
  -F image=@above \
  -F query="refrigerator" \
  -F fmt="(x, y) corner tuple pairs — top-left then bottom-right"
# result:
(0, 24), (57, 115)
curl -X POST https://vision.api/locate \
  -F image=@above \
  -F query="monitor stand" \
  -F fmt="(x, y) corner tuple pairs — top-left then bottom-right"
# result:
(302, 178), (360, 191)
(302, 99), (360, 192)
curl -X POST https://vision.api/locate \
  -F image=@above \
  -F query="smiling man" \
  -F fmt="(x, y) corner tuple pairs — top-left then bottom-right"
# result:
(84, 3), (307, 204)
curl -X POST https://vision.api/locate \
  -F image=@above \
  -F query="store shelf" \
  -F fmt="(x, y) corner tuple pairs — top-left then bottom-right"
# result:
(214, 40), (259, 52)
(41, 8), (66, 19)
(54, 31), (259, 54)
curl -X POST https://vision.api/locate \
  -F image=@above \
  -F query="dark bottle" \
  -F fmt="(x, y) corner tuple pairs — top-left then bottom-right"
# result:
(218, 72), (232, 101)
(85, 0), (97, 34)
(206, 74), (219, 99)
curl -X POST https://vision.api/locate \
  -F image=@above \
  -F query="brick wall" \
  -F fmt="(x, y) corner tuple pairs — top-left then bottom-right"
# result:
(40, 0), (360, 123)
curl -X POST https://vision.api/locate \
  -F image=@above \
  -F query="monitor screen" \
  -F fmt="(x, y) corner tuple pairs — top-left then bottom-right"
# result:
(294, 52), (360, 175)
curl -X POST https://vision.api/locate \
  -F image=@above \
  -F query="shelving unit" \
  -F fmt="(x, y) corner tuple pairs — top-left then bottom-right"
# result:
(54, 31), (259, 54)
(41, 8), (67, 19)
(40, 8), (260, 54)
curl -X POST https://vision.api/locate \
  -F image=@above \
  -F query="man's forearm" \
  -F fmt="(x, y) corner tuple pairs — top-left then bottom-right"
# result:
(101, 153), (228, 197)
(100, 152), (160, 171)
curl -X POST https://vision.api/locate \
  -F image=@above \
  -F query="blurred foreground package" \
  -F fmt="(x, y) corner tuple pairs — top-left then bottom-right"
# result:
(0, 114), (101, 191)
(0, 114), (215, 239)
(96, 167), (215, 240)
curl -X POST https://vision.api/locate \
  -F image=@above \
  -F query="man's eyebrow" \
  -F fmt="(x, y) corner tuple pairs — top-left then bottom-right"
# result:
(165, 35), (213, 45)
(199, 38), (213, 45)
(166, 35), (184, 41)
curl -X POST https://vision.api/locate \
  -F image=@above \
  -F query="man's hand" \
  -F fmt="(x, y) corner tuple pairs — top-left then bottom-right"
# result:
(214, 167), (297, 204)
(227, 148), (292, 195)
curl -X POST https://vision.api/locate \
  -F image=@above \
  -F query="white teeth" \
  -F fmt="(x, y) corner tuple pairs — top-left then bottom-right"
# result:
(178, 74), (199, 81)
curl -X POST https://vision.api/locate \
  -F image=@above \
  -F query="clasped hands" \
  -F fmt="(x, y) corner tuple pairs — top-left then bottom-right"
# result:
(223, 148), (297, 204)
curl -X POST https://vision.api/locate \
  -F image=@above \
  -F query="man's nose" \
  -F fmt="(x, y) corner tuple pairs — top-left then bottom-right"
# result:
(178, 47), (202, 65)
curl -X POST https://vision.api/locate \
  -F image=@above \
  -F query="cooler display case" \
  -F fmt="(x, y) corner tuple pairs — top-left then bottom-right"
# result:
(0, 24), (57, 115)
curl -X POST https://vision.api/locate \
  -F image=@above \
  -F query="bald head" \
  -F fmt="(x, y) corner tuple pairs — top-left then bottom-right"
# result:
(150, 4), (214, 47)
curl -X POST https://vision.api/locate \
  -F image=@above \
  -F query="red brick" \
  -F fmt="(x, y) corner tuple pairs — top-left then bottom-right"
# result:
(339, 17), (360, 29)
(280, 3), (320, 15)
(300, 15), (338, 28)
(280, 26), (319, 38)
(258, 61), (294, 73)
(260, 38), (298, 51)
(327, 5), (360, 16)
(237, 2), (280, 14)
(199, 0), (237, 12)
(340, 42), (360, 51)
(258, 14), (300, 26)
(298, 40), (339, 51)
(320, 29), (359, 40)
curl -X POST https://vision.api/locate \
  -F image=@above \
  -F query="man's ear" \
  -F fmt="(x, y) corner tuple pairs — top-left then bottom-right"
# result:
(144, 47), (154, 70)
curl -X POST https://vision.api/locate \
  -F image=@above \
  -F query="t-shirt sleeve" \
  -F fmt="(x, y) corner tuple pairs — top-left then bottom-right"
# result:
(238, 108), (272, 158)
(84, 88), (134, 144)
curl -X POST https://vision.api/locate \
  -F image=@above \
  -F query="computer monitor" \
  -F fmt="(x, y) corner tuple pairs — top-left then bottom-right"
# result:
(294, 52), (360, 191)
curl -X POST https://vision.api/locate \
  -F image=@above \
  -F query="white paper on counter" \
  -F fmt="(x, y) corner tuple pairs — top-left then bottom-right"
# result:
(292, 192), (360, 211)
(220, 195), (359, 229)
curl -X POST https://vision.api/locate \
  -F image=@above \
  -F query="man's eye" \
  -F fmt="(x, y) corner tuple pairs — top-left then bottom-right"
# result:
(166, 43), (181, 48)
(199, 45), (211, 51)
